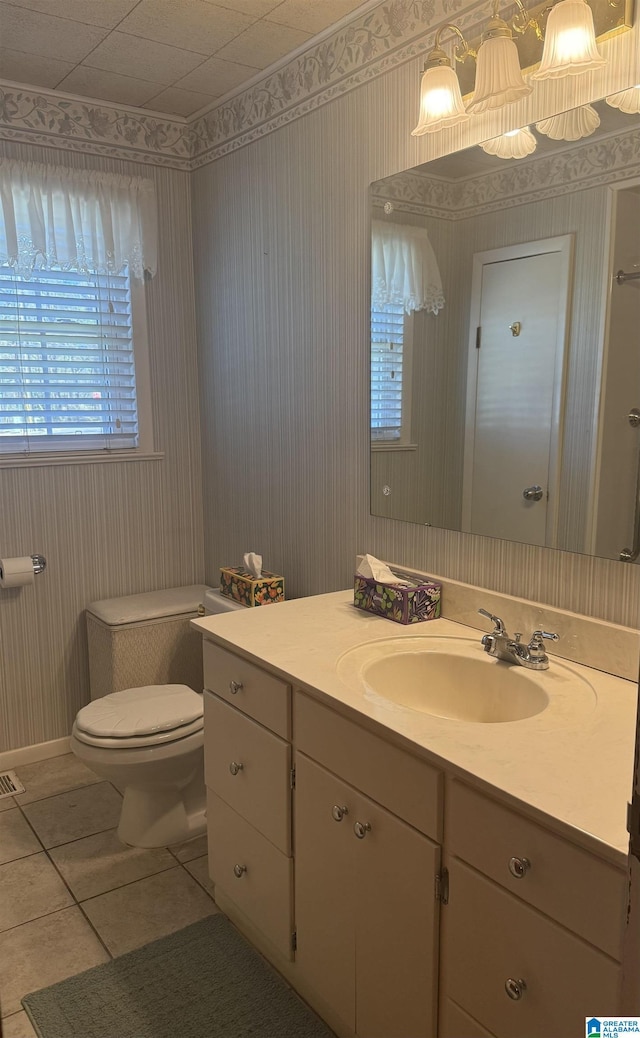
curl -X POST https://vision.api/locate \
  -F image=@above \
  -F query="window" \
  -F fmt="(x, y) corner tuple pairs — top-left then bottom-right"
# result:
(370, 302), (413, 445)
(0, 266), (149, 454)
(0, 160), (157, 460)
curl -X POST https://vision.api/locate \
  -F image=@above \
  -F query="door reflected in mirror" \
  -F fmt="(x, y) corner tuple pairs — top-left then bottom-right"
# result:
(370, 97), (640, 562)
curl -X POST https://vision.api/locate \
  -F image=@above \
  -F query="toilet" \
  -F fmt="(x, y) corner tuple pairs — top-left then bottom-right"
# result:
(70, 586), (244, 848)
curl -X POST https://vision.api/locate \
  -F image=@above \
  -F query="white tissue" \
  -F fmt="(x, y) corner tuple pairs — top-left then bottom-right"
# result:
(356, 554), (406, 584)
(243, 552), (263, 579)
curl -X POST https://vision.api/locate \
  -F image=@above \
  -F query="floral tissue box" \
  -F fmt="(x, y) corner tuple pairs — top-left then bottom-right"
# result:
(220, 567), (285, 607)
(353, 574), (441, 624)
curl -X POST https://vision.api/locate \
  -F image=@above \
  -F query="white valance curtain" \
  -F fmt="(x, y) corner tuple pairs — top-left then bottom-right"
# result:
(0, 160), (157, 280)
(371, 219), (445, 315)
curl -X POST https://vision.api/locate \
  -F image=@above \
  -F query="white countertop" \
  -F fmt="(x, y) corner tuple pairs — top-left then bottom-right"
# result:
(193, 590), (638, 866)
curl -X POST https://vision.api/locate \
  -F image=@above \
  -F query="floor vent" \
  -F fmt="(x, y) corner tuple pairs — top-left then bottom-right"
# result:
(0, 771), (25, 799)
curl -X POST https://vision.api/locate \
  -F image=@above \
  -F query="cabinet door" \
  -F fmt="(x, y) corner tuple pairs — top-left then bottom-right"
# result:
(295, 753), (357, 1033)
(355, 790), (440, 1038)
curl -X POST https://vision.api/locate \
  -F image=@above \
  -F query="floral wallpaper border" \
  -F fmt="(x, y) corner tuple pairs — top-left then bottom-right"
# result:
(370, 122), (640, 219)
(0, 0), (476, 170)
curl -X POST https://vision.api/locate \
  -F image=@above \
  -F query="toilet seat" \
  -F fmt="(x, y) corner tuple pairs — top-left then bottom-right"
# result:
(74, 684), (204, 749)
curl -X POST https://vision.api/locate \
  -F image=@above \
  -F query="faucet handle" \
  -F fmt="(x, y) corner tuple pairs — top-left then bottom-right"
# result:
(478, 608), (507, 635)
(527, 630), (559, 658)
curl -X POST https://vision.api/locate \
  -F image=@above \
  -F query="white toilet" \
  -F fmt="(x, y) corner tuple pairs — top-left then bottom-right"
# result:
(70, 586), (244, 848)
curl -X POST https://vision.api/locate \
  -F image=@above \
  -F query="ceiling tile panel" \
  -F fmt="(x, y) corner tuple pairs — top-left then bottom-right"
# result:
(214, 19), (309, 69)
(117, 0), (255, 55)
(0, 3), (109, 62)
(82, 31), (205, 85)
(200, 0), (282, 14)
(143, 85), (214, 115)
(1, 0), (141, 29)
(56, 67), (161, 107)
(176, 54), (259, 95)
(267, 0), (368, 34)
(0, 47), (74, 89)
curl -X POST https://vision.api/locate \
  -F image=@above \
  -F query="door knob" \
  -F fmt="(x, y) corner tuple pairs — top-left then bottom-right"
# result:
(522, 485), (543, 501)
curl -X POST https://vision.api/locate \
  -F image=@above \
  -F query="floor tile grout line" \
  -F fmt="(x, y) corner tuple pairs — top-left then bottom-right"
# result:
(13, 776), (112, 810)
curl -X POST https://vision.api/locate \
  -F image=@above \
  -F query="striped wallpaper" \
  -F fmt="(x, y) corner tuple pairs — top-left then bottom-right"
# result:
(0, 142), (204, 752)
(2, 1), (640, 753)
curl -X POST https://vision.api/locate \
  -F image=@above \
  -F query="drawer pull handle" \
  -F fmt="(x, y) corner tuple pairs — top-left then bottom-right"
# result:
(229, 680), (243, 695)
(508, 856), (531, 879)
(332, 805), (349, 822)
(233, 864), (247, 878)
(229, 761), (244, 776)
(505, 978), (526, 1001)
(354, 821), (372, 839)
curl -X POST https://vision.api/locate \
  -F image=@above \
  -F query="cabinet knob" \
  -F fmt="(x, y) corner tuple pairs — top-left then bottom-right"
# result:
(508, 856), (531, 879)
(331, 805), (349, 822)
(505, 978), (527, 1001)
(229, 761), (244, 776)
(233, 864), (247, 878)
(353, 821), (372, 839)
(229, 680), (243, 695)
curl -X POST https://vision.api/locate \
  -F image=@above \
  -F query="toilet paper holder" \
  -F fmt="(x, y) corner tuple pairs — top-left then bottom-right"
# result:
(31, 554), (47, 575)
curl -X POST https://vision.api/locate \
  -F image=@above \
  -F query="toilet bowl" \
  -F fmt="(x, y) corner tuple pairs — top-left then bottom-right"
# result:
(71, 684), (206, 848)
(71, 586), (245, 848)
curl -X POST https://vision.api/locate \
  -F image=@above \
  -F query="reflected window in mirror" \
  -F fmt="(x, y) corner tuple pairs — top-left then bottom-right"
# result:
(370, 302), (414, 447)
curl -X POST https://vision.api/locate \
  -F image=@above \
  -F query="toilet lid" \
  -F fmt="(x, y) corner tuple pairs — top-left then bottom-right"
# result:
(75, 684), (203, 739)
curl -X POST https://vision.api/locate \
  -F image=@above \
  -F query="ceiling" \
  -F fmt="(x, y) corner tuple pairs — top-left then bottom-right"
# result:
(0, 0), (371, 118)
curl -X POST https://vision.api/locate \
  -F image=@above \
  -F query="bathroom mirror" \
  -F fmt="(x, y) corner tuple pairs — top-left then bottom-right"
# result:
(370, 97), (640, 561)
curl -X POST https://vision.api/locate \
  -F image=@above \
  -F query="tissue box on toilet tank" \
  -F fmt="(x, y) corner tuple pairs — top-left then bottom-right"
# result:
(219, 567), (285, 608)
(353, 575), (441, 624)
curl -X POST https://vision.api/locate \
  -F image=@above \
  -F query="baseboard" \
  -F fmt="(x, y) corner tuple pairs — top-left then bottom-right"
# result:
(0, 736), (71, 770)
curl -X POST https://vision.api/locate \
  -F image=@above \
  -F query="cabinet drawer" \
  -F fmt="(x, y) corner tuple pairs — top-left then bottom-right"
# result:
(447, 780), (626, 958)
(294, 692), (442, 841)
(204, 692), (291, 854)
(206, 789), (294, 960)
(439, 1000), (495, 1038)
(442, 859), (621, 1038)
(203, 640), (290, 737)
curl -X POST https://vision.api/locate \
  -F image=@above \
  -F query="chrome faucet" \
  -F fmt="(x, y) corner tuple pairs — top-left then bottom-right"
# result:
(478, 609), (559, 671)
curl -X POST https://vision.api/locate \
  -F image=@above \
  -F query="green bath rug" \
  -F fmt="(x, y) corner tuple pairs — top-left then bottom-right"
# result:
(22, 913), (335, 1038)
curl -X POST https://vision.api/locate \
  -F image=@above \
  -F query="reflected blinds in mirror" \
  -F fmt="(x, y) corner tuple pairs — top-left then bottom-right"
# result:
(371, 303), (405, 442)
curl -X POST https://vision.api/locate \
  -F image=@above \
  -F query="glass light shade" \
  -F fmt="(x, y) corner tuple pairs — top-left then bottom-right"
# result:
(536, 103), (600, 140)
(466, 33), (532, 114)
(412, 62), (470, 135)
(606, 85), (640, 114)
(531, 0), (605, 80)
(480, 126), (537, 158)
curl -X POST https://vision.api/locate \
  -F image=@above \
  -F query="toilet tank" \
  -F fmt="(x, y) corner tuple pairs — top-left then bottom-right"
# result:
(86, 585), (211, 701)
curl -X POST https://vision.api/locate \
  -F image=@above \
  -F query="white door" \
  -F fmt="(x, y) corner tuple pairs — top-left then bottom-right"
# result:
(462, 237), (572, 546)
(592, 184), (640, 562)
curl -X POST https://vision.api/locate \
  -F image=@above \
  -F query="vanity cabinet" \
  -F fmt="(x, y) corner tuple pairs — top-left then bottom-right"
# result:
(294, 691), (443, 1038)
(439, 779), (626, 1038)
(202, 642), (294, 960)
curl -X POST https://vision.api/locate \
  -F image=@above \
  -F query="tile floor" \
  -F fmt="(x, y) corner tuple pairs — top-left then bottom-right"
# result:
(0, 754), (217, 1037)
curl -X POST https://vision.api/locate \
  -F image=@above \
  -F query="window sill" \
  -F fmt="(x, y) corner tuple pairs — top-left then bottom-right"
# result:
(371, 442), (418, 452)
(0, 451), (165, 470)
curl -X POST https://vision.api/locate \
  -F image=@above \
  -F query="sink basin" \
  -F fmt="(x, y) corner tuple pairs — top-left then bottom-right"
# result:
(337, 636), (596, 725)
(360, 651), (548, 722)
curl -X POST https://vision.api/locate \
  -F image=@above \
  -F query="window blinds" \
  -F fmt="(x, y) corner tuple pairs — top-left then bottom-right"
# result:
(0, 266), (138, 454)
(371, 303), (405, 441)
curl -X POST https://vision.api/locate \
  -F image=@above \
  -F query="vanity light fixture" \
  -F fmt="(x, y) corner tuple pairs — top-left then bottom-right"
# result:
(466, 2), (532, 113)
(412, 25), (471, 134)
(480, 125), (538, 156)
(606, 84), (640, 112)
(536, 102), (600, 138)
(531, 0), (605, 79)
(412, 0), (632, 135)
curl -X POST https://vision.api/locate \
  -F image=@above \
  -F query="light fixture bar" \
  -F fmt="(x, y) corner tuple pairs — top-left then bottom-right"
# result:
(454, 0), (634, 97)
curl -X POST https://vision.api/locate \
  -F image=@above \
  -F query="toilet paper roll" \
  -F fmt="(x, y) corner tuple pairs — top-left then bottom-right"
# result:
(0, 557), (34, 589)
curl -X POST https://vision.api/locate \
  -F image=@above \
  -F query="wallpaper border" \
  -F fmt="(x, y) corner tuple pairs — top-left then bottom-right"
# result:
(0, 0), (476, 170)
